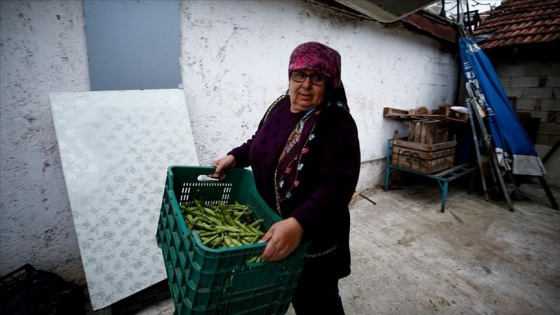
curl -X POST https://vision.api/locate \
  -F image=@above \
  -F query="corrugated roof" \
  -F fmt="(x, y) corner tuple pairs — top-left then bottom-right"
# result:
(473, 0), (560, 49)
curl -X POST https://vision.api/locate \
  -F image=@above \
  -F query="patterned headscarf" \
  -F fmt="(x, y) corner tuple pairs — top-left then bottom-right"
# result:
(288, 41), (342, 89)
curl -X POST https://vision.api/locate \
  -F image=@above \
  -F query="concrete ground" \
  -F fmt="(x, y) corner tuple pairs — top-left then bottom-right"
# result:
(89, 177), (560, 315)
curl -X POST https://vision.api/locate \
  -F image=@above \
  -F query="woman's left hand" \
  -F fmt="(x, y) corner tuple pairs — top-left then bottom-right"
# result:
(260, 217), (303, 261)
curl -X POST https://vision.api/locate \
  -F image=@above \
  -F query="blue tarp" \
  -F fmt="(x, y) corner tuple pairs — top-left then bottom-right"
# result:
(458, 37), (546, 176)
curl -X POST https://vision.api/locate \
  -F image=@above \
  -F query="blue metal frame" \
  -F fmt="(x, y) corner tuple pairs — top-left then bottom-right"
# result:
(384, 139), (479, 212)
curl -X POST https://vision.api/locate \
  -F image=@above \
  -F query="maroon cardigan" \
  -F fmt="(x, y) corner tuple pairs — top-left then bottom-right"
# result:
(229, 96), (360, 279)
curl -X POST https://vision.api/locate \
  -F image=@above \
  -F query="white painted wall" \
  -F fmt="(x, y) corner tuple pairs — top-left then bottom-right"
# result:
(0, 0), (458, 287)
(0, 1), (90, 282)
(180, 0), (458, 192)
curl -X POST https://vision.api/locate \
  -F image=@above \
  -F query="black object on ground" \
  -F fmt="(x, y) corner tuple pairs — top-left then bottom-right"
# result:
(111, 279), (171, 315)
(0, 263), (85, 315)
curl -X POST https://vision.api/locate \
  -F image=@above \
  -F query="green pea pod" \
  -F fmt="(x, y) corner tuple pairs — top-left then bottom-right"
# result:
(241, 236), (255, 245)
(246, 256), (259, 264)
(199, 230), (222, 237)
(189, 210), (220, 226)
(249, 219), (263, 229)
(227, 231), (259, 238)
(205, 214), (223, 226)
(223, 235), (236, 247)
(203, 234), (219, 246)
(196, 222), (216, 231)
(250, 233), (262, 244)
(233, 219), (254, 233)
(219, 203), (238, 226)
(230, 238), (243, 247)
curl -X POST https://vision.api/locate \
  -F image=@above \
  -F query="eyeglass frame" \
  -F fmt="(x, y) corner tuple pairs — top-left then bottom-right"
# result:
(290, 70), (327, 86)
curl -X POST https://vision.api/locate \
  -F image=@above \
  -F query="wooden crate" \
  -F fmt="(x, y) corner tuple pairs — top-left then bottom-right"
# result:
(392, 136), (456, 173)
(407, 120), (449, 144)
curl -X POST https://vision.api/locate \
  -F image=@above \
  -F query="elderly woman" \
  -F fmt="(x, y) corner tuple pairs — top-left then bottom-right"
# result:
(211, 41), (360, 314)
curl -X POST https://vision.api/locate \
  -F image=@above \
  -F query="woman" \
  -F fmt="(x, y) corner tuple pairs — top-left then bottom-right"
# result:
(211, 41), (360, 314)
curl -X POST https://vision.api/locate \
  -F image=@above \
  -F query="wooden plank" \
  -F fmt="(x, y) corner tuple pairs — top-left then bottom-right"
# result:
(404, 120), (449, 144)
(392, 146), (455, 160)
(392, 154), (454, 173)
(383, 107), (409, 117)
(408, 121), (415, 142)
(432, 123), (449, 144)
(416, 121), (433, 143)
(383, 107), (449, 121)
(413, 120), (423, 142)
(394, 139), (457, 151)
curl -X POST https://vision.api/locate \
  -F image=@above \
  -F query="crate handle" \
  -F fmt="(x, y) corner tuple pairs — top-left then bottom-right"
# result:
(196, 175), (220, 182)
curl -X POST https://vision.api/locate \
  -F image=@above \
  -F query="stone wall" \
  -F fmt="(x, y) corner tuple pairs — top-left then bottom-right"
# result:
(495, 57), (560, 147)
(492, 51), (560, 187)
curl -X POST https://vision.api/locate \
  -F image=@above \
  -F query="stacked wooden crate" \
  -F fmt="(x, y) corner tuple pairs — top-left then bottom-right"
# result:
(391, 120), (456, 173)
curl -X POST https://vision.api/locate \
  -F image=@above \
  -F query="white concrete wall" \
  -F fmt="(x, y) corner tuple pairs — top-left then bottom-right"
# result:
(0, 0), (458, 285)
(180, 0), (458, 192)
(0, 1), (90, 281)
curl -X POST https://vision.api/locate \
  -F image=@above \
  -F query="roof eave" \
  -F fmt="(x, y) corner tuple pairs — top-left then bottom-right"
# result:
(399, 10), (459, 44)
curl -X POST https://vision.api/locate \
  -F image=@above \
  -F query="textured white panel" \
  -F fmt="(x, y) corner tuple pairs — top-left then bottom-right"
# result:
(49, 89), (198, 310)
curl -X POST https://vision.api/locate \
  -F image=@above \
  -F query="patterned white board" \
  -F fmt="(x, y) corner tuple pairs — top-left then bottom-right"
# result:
(49, 89), (199, 310)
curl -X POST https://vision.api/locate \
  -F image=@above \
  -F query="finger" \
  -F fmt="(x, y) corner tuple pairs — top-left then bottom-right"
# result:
(259, 231), (273, 243)
(268, 248), (286, 262)
(207, 172), (221, 179)
(216, 168), (228, 180)
(260, 242), (275, 260)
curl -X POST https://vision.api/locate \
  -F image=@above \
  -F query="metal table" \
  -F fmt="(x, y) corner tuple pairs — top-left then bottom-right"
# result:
(384, 139), (479, 212)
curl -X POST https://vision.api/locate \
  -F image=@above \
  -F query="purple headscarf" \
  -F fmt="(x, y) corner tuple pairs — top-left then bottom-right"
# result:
(288, 41), (342, 89)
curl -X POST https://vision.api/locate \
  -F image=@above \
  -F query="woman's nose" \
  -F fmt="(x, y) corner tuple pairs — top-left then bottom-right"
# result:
(301, 76), (312, 87)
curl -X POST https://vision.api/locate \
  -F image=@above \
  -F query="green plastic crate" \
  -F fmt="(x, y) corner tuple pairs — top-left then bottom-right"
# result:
(156, 166), (308, 315)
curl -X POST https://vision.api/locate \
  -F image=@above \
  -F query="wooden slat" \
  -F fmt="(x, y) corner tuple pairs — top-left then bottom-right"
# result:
(392, 147), (455, 160)
(394, 139), (457, 152)
(383, 107), (467, 123)
(383, 107), (409, 117)
(391, 154), (454, 173)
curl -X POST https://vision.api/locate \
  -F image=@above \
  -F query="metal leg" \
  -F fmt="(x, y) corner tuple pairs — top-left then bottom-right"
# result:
(441, 181), (449, 213)
(469, 95), (514, 211)
(385, 167), (392, 192)
(538, 176), (559, 210)
(385, 139), (392, 192)
(435, 179), (449, 213)
(495, 165), (515, 212)
(466, 100), (489, 201)
(468, 170), (476, 195)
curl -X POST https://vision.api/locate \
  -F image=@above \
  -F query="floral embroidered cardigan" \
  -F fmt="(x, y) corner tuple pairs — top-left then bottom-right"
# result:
(228, 95), (360, 279)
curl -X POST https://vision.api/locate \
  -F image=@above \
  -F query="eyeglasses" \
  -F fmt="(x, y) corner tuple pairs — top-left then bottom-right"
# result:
(290, 71), (326, 86)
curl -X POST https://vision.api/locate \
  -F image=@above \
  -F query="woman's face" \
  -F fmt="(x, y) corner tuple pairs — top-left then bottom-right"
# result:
(289, 70), (327, 113)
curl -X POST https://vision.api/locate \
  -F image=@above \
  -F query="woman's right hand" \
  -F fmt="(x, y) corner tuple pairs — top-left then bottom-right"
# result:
(209, 155), (236, 180)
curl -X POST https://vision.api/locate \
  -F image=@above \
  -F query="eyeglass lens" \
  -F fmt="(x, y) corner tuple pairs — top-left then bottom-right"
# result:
(291, 71), (325, 85)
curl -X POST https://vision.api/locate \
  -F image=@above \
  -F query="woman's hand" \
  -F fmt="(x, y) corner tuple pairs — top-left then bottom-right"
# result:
(260, 217), (303, 261)
(209, 155), (236, 179)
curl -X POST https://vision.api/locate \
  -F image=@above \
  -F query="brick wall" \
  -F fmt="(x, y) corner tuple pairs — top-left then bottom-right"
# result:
(494, 58), (560, 147)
